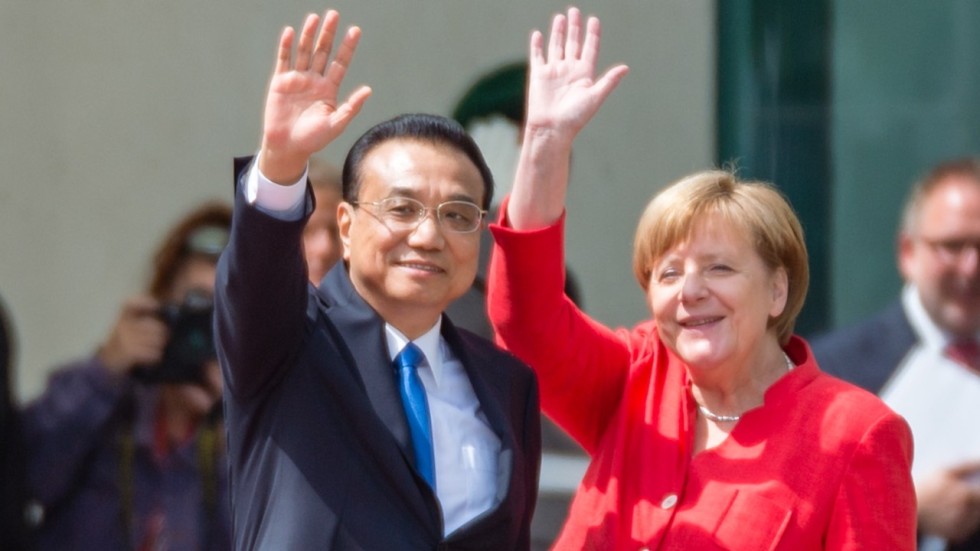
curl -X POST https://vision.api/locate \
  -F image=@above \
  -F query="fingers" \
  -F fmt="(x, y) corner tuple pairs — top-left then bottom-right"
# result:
(580, 15), (601, 68)
(546, 8), (593, 63)
(100, 296), (168, 373)
(566, 8), (583, 60)
(324, 26), (362, 94)
(547, 12), (566, 63)
(273, 10), (351, 77)
(311, 10), (341, 74)
(593, 64), (630, 104)
(121, 295), (162, 318)
(528, 30), (545, 67)
(201, 361), (225, 400)
(294, 13), (321, 72)
(333, 85), (373, 131)
(274, 26), (295, 75)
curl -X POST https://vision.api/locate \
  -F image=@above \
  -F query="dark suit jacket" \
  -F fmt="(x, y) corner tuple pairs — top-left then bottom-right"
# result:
(809, 299), (980, 551)
(809, 299), (916, 394)
(214, 161), (541, 550)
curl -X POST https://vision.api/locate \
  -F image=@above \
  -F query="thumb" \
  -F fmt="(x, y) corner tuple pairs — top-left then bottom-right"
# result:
(592, 64), (629, 106)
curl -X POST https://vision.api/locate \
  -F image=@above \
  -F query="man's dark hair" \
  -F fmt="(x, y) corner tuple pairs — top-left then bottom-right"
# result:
(341, 113), (495, 210)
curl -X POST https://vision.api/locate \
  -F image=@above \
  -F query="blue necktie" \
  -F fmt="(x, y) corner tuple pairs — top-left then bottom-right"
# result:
(394, 343), (436, 489)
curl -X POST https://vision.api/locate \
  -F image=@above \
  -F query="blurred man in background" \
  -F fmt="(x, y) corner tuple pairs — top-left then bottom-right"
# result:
(812, 158), (980, 551)
(304, 157), (344, 284)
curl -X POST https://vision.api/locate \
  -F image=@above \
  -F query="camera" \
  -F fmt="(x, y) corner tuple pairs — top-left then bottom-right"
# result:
(133, 289), (216, 384)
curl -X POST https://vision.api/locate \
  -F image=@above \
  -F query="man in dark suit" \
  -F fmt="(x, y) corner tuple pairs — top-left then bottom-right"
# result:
(214, 10), (540, 550)
(811, 158), (980, 551)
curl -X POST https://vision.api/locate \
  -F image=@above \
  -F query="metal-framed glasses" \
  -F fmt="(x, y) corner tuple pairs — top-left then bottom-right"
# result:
(919, 236), (980, 265)
(352, 197), (487, 234)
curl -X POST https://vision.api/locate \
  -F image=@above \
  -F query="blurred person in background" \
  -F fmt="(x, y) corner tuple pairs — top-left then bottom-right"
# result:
(21, 202), (232, 550)
(812, 158), (980, 551)
(305, 157), (344, 284)
(1, 293), (34, 550)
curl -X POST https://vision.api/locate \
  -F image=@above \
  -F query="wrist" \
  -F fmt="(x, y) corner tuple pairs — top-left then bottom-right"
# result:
(521, 123), (577, 151)
(257, 145), (309, 185)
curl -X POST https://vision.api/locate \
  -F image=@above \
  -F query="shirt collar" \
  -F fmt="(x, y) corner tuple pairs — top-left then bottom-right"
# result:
(385, 319), (445, 386)
(901, 283), (980, 349)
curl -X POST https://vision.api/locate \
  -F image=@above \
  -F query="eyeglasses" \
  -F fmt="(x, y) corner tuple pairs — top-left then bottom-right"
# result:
(352, 197), (487, 234)
(919, 236), (980, 264)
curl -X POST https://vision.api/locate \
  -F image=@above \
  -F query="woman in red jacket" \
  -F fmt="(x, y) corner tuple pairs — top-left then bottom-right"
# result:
(488, 8), (917, 550)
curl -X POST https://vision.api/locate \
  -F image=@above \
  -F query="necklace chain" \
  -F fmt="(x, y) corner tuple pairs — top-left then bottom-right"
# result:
(697, 404), (742, 423)
(696, 353), (795, 423)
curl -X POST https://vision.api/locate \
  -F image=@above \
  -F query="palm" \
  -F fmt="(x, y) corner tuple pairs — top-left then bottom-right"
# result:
(264, 71), (348, 154)
(259, 11), (371, 181)
(528, 63), (602, 133)
(525, 9), (628, 138)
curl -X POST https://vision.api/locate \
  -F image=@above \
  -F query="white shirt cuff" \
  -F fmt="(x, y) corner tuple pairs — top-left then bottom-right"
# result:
(245, 152), (309, 221)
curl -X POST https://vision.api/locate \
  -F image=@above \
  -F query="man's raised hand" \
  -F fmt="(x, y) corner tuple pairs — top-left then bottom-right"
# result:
(260, 10), (372, 184)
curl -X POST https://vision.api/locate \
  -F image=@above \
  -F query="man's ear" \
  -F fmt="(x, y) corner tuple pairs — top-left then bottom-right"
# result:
(338, 202), (354, 262)
(897, 231), (915, 282)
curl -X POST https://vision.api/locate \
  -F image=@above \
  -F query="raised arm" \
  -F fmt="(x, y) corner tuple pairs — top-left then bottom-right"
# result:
(216, 10), (369, 399)
(507, 7), (628, 230)
(489, 8), (632, 452)
(258, 10), (372, 184)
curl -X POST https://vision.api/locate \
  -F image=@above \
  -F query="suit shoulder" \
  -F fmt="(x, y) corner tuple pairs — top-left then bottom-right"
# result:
(809, 301), (914, 362)
(806, 300), (918, 393)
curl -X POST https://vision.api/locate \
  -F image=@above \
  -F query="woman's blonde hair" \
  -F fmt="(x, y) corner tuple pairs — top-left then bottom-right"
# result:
(632, 170), (809, 344)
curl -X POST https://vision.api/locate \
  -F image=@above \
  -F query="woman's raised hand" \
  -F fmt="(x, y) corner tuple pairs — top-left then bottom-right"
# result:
(508, 7), (628, 230)
(524, 7), (628, 144)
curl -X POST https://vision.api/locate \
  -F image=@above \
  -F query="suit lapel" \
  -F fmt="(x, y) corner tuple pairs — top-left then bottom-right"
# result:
(442, 319), (511, 440)
(870, 301), (919, 394)
(317, 270), (517, 532)
(318, 264), (414, 456)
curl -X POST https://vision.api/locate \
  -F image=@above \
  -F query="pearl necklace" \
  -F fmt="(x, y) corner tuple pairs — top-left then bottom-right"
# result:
(696, 353), (795, 423)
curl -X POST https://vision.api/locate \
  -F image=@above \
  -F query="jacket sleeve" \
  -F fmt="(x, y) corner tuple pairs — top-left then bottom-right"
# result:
(214, 158), (313, 400)
(487, 200), (632, 455)
(20, 356), (130, 506)
(825, 410), (917, 550)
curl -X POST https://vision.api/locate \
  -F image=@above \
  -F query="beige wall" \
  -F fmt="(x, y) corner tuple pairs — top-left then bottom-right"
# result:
(0, 1), (714, 401)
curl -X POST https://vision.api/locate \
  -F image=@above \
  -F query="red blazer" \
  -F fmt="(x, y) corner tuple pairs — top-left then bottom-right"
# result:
(487, 209), (916, 551)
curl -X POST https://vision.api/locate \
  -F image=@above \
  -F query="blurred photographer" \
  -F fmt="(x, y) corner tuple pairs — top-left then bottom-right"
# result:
(21, 202), (232, 551)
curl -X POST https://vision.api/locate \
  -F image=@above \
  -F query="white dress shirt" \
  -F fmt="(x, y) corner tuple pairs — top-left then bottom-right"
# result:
(246, 159), (502, 535)
(385, 324), (501, 535)
(880, 285), (980, 551)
